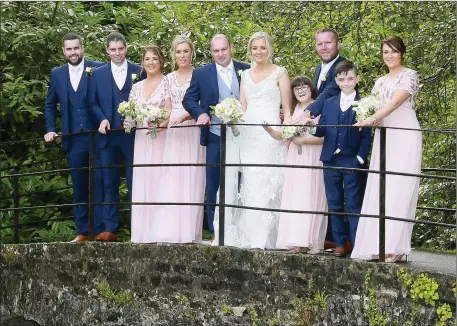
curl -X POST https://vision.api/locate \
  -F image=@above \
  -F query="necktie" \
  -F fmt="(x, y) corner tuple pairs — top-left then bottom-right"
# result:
(115, 67), (125, 89)
(221, 67), (231, 88)
(341, 97), (352, 112)
(70, 66), (80, 91)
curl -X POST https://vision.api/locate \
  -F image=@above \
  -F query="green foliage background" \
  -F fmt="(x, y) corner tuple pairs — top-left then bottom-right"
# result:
(0, 1), (455, 248)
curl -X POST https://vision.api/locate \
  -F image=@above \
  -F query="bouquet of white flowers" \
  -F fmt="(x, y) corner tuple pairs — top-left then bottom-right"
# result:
(135, 104), (167, 139)
(280, 125), (305, 154)
(210, 98), (244, 137)
(351, 92), (381, 122)
(118, 99), (137, 133)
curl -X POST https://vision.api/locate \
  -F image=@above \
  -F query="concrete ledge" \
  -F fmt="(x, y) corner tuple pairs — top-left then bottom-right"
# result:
(1, 243), (455, 325)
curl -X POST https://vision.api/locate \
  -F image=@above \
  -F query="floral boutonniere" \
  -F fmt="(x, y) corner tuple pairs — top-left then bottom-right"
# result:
(131, 73), (139, 82)
(85, 67), (95, 76)
(319, 73), (328, 84)
(237, 69), (243, 77)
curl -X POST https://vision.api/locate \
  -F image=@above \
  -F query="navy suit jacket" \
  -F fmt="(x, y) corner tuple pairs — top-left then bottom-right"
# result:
(307, 56), (346, 117)
(88, 61), (142, 147)
(314, 93), (372, 163)
(44, 59), (104, 151)
(182, 61), (250, 146)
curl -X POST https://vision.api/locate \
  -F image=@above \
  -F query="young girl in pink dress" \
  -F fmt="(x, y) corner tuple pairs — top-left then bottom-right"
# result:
(263, 76), (328, 253)
(351, 36), (422, 263)
(146, 35), (206, 243)
(130, 45), (171, 243)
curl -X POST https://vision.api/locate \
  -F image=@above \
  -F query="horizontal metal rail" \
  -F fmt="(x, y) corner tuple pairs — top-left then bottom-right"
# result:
(0, 201), (453, 229)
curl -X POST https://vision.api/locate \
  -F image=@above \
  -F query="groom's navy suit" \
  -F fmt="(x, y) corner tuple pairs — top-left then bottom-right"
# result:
(44, 59), (104, 236)
(88, 61), (142, 233)
(182, 60), (249, 235)
(314, 92), (372, 247)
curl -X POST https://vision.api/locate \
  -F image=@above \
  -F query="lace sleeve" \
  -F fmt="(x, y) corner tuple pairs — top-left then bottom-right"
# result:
(276, 66), (287, 81)
(129, 81), (141, 101)
(164, 75), (171, 101)
(397, 69), (419, 96)
(371, 76), (383, 95)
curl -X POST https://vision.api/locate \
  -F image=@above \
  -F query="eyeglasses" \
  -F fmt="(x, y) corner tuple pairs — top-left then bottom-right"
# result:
(293, 85), (310, 92)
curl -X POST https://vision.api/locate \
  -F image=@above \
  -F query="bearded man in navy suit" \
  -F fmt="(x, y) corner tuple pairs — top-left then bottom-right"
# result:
(307, 27), (347, 117)
(44, 33), (104, 243)
(88, 32), (142, 242)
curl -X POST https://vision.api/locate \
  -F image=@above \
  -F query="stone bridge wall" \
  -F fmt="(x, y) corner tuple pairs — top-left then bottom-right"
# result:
(1, 243), (455, 325)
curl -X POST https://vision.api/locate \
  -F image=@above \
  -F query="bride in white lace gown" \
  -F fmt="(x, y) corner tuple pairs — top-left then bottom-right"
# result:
(213, 32), (292, 249)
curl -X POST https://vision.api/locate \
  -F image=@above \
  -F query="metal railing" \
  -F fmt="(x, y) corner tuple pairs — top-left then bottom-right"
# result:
(0, 124), (455, 263)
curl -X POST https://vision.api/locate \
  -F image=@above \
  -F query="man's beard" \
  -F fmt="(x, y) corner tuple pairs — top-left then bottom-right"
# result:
(321, 53), (338, 64)
(68, 56), (83, 66)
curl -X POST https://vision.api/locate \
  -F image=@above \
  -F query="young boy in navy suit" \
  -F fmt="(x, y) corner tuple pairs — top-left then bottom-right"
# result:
(308, 60), (372, 257)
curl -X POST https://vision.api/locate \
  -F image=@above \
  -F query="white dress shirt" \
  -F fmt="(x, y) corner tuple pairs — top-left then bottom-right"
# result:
(317, 55), (340, 89)
(69, 59), (85, 92)
(111, 60), (128, 90)
(216, 60), (235, 90)
(340, 91), (356, 112)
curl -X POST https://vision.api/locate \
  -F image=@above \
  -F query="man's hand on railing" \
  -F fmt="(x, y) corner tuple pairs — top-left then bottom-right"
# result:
(196, 113), (211, 125)
(98, 119), (110, 134)
(44, 132), (58, 142)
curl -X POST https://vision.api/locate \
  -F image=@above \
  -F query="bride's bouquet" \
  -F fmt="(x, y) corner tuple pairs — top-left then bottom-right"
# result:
(351, 92), (381, 122)
(135, 103), (167, 139)
(210, 98), (244, 137)
(118, 99), (137, 133)
(280, 125), (305, 154)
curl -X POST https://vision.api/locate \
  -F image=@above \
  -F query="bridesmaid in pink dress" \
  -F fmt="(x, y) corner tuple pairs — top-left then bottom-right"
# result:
(351, 36), (422, 262)
(263, 76), (328, 254)
(147, 35), (206, 243)
(130, 45), (171, 243)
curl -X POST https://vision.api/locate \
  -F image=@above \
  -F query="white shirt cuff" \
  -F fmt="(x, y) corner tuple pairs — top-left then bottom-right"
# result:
(356, 155), (364, 164)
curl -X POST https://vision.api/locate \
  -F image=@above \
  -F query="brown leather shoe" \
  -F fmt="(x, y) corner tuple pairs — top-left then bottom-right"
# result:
(95, 232), (106, 241)
(334, 246), (346, 257)
(101, 232), (118, 242)
(324, 240), (335, 249)
(70, 235), (89, 243)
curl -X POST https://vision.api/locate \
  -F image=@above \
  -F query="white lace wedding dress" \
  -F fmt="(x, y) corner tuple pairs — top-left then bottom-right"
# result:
(213, 66), (287, 249)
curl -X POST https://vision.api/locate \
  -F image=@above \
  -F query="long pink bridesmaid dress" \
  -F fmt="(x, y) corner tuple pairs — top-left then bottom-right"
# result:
(351, 68), (422, 260)
(146, 71), (206, 243)
(130, 78), (169, 243)
(276, 109), (328, 251)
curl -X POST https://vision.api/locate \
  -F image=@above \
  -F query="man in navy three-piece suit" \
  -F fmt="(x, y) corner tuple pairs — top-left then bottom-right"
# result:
(88, 32), (142, 242)
(182, 34), (250, 240)
(44, 33), (104, 243)
(311, 60), (372, 257)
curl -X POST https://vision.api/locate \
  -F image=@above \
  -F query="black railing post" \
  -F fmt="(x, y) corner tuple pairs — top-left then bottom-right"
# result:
(379, 127), (386, 262)
(218, 124), (227, 246)
(12, 166), (20, 244)
(88, 131), (96, 238)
